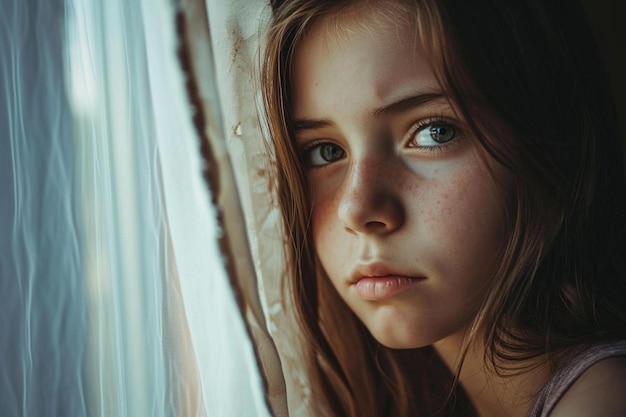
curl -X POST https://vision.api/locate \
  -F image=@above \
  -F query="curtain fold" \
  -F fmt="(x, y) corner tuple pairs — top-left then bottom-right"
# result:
(0, 1), (88, 415)
(174, 0), (289, 414)
(198, 1), (312, 415)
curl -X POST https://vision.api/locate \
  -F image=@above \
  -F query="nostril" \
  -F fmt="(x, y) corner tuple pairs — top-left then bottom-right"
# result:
(364, 220), (388, 231)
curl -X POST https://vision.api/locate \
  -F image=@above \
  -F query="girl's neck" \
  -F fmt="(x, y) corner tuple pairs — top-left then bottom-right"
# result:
(434, 332), (551, 417)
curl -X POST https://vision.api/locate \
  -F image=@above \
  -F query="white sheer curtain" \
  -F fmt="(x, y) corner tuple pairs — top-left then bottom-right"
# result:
(0, 0), (284, 415)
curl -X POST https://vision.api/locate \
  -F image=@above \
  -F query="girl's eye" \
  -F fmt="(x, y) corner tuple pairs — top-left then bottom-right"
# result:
(408, 120), (459, 149)
(302, 142), (346, 167)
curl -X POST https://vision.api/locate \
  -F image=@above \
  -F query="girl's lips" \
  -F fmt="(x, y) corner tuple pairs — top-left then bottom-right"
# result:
(354, 275), (425, 301)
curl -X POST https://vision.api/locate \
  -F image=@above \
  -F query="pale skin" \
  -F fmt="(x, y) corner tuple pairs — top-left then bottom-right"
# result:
(290, 7), (626, 417)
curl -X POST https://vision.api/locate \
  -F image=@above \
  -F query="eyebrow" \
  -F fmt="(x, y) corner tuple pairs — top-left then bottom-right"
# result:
(293, 118), (333, 132)
(372, 92), (447, 117)
(293, 92), (447, 133)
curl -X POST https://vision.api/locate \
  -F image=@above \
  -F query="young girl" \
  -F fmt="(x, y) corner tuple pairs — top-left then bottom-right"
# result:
(261, 0), (626, 415)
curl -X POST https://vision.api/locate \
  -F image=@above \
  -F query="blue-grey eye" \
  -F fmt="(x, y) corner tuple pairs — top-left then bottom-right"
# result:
(304, 142), (346, 167)
(320, 143), (344, 161)
(412, 121), (458, 148)
(429, 123), (456, 143)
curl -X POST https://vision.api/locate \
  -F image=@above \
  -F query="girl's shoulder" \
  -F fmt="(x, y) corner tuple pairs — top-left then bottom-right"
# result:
(549, 355), (626, 417)
(528, 340), (626, 417)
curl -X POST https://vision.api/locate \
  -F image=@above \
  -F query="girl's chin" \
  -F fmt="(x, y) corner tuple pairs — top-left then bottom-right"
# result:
(361, 309), (468, 351)
(365, 324), (435, 350)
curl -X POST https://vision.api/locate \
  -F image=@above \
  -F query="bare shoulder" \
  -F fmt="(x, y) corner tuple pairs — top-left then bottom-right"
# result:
(550, 356), (626, 417)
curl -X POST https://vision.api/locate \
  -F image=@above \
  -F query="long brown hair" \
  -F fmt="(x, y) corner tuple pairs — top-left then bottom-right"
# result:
(261, 0), (626, 415)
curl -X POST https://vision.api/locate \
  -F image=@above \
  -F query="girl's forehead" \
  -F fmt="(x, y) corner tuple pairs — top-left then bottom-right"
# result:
(291, 7), (441, 123)
(298, 6), (423, 75)
(311, 2), (415, 46)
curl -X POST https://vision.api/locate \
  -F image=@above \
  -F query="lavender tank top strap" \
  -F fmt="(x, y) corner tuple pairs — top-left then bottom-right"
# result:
(527, 340), (626, 417)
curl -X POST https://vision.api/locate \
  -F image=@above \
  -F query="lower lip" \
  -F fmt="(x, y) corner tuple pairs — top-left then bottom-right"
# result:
(354, 276), (425, 301)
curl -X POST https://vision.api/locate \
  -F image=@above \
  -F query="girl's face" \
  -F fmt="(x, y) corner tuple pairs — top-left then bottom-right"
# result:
(291, 11), (508, 349)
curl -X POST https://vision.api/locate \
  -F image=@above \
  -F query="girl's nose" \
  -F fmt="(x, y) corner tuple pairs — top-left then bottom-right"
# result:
(337, 160), (405, 236)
